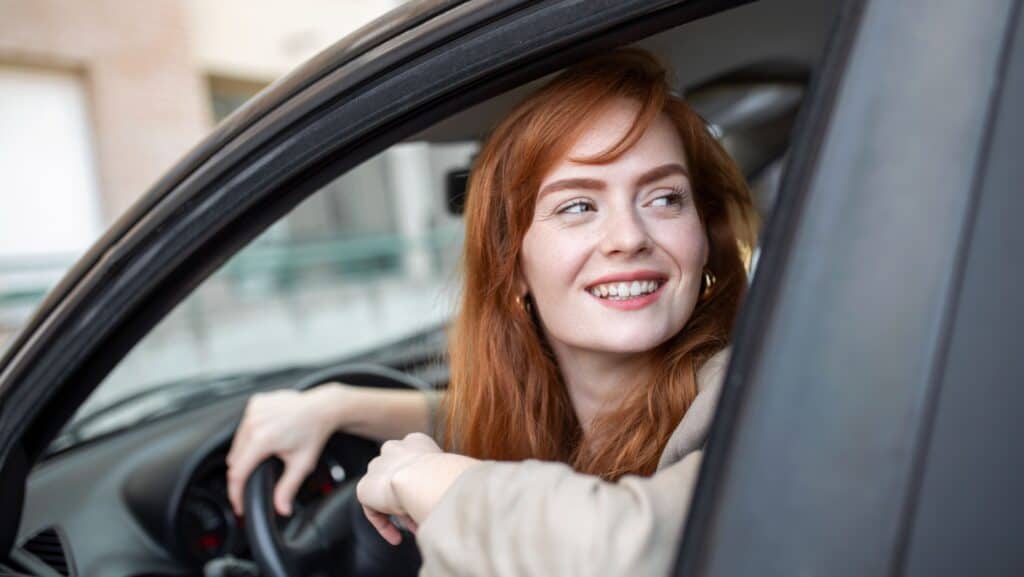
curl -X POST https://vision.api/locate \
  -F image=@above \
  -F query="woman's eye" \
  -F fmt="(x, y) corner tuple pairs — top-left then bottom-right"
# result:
(650, 190), (685, 208)
(558, 200), (595, 215)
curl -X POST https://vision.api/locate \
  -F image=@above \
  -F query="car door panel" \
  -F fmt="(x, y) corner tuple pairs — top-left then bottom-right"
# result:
(902, 3), (1024, 574)
(676, 0), (1021, 576)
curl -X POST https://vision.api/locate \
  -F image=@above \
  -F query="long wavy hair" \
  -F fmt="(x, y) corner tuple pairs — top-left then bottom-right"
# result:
(442, 49), (757, 480)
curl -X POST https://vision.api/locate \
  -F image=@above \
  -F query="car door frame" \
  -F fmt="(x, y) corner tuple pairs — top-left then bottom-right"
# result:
(0, 0), (753, 558)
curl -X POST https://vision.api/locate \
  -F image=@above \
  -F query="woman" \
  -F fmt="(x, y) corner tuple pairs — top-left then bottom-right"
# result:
(227, 48), (756, 577)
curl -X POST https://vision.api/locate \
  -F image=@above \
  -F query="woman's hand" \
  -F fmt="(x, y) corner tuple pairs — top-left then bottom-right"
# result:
(226, 385), (346, 516)
(356, 433), (481, 545)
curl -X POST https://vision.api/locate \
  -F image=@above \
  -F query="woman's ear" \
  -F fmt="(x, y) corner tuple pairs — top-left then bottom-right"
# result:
(513, 265), (531, 299)
(516, 277), (530, 299)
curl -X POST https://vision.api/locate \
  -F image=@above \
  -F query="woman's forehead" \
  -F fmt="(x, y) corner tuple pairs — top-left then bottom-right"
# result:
(544, 108), (688, 183)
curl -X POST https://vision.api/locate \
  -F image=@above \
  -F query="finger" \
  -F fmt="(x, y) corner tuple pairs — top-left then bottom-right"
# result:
(397, 514), (419, 534)
(356, 471), (385, 510)
(225, 422), (266, 514)
(226, 447), (268, 515)
(380, 439), (401, 456)
(225, 422), (253, 468)
(227, 398), (269, 462)
(362, 505), (402, 546)
(403, 432), (441, 451)
(365, 454), (389, 478)
(273, 454), (315, 517)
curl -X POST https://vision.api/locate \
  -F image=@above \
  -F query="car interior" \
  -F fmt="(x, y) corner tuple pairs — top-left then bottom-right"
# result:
(4, 1), (841, 576)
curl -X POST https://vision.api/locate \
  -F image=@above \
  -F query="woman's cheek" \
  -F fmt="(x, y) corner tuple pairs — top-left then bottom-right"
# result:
(523, 227), (585, 290)
(655, 217), (707, 268)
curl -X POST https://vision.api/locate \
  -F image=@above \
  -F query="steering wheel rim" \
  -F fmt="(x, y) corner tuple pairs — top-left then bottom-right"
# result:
(244, 458), (318, 577)
(241, 363), (427, 577)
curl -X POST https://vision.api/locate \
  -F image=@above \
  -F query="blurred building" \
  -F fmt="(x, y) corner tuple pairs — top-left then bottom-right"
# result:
(0, 0), (415, 347)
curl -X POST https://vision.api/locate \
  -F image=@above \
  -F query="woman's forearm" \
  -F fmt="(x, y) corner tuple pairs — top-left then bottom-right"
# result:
(319, 383), (440, 442)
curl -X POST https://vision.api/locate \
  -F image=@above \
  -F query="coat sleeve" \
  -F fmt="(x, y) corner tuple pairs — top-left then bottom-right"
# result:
(414, 348), (729, 577)
(414, 451), (704, 577)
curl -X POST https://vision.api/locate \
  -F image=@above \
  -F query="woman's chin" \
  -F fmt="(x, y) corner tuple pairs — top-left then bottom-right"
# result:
(579, 329), (679, 356)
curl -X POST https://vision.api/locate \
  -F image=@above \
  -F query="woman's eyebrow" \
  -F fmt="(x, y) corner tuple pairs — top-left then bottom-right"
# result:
(537, 177), (605, 198)
(635, 163), (689, 187)
(538, 163), (689, 199)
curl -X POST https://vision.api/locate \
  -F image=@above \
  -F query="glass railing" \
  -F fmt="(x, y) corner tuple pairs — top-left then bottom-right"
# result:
(0, 226), (464, 358)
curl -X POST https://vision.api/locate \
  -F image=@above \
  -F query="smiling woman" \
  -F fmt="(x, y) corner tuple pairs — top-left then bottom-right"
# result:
(442, 49), (756, 480)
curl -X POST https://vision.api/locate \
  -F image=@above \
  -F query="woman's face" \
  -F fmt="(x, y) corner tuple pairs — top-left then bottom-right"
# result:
(520, 98), (708, 358)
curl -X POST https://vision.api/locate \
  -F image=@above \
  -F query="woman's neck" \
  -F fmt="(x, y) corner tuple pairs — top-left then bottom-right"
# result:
(550, 343), (648, 434)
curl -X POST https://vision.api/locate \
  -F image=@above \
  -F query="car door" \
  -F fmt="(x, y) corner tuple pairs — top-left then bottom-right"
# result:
(676, 1), (1024, 576)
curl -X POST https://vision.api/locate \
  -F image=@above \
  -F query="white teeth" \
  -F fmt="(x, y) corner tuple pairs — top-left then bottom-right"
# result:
(588, 280), (662, 300)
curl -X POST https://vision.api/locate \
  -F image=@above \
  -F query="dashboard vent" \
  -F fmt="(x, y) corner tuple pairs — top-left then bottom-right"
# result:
(21, 528), (71, 576)
(0, 560), (33, 577)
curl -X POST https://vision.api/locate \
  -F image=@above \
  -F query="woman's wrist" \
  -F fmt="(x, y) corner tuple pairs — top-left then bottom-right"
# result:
(310, 382), (363, 431)
(311, 382), (434, 442)
(391, 453), (482, 523)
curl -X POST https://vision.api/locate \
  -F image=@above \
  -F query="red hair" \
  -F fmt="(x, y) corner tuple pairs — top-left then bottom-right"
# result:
(443, 49), (757, 480)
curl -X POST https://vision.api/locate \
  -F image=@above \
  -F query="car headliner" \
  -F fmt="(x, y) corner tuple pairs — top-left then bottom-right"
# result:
(413, 0), (835, 144)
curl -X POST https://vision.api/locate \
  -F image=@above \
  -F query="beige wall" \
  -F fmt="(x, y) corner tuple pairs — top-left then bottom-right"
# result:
(186, 0), (407, 81)
(0, 0), (211, 223)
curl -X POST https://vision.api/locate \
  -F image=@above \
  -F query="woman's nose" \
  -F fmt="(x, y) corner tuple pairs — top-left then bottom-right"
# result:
(599, 207), (651, 257)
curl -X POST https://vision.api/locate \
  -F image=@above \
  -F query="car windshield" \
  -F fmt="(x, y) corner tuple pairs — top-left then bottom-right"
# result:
(52, 142), (475, 452)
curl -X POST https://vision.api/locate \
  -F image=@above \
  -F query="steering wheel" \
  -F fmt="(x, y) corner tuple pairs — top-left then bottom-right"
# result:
(242, 364), (425, 577)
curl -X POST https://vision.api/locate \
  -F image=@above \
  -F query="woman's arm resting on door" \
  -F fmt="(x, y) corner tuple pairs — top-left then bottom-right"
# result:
(414, 451), (704, 577)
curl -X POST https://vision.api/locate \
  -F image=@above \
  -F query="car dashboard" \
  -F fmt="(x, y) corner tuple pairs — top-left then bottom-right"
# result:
(171, 435), (371, 566)
(8, 322), (445, 577)
(13, 383), (388, 577)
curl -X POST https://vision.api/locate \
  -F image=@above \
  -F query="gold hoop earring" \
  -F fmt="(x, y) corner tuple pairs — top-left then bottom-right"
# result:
(515, 294), (532, 313)
(700, 268), (716, 301)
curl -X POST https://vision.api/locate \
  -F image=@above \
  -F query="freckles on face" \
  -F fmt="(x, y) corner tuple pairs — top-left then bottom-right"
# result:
(519, 99), (709, 358)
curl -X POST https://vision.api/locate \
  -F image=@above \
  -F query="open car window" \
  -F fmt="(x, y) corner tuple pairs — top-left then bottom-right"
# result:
(52, 141), (477, 451)
(42, 0), (838, 456)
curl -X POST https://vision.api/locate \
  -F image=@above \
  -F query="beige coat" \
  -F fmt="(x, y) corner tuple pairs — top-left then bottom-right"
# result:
(416, 348), (730, 577)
